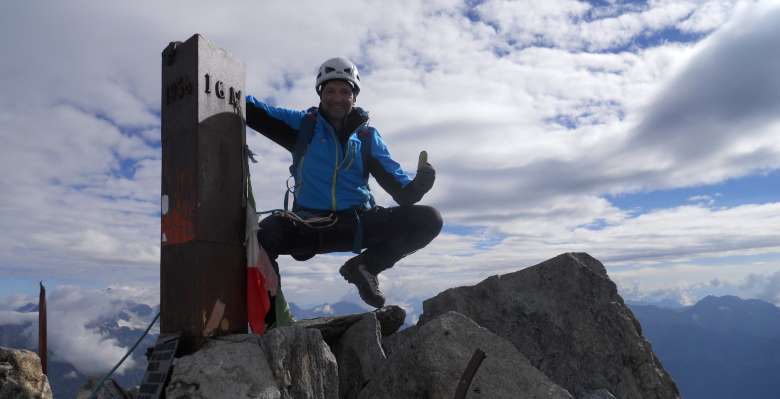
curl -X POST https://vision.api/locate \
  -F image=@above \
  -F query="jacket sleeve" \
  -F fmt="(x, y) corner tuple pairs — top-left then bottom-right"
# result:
(367, 128), (433, 206)
(245, 95), (306, 153)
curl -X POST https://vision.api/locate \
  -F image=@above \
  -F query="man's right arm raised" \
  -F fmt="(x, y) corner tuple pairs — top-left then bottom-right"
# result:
(245, 95), (306, 153)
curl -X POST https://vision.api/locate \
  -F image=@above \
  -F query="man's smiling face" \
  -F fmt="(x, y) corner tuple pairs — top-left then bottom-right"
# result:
(320, 80), (356, 122)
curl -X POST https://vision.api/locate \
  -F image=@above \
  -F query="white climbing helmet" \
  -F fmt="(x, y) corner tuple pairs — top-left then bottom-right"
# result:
(316, 57), (361, 95)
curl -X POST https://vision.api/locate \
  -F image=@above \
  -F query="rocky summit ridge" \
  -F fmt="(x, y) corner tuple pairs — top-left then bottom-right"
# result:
(1, 253), (680, 399)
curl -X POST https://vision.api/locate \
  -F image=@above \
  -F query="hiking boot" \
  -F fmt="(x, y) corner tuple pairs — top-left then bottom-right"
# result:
(339, 256), (385, 308)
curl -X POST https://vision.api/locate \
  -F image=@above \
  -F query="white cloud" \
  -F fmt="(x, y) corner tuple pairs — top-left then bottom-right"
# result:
(616, 265), (780, 307)
(677, 0), (740, 33)
(45, 286), (142, 376)
(626, 2), (780, 174)
(296, 201), (779, 309)
(0, 311), (37, 326)
(474, 0), (733, 51)
(0, 295), (36, 312)
(687, 194), (715, 205)
(739, 271), (780, 305)
(1, 0), (779, 312)
(0, 286), (158, 376)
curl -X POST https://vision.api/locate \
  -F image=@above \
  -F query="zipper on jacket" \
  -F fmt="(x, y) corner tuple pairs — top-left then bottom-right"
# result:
(343, 142), (356, 170)
(327, 123), (368, 211)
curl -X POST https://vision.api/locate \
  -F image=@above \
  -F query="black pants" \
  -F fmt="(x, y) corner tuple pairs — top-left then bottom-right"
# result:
(258, 205), (443, 277)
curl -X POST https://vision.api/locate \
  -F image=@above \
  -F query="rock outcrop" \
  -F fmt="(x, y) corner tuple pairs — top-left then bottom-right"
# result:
(419, 252), (680, 399)
(21, 252), (679, 399)
(0, 346), (52, 399)
(166, 328), (339, 399)
(166, 334), (281, 399)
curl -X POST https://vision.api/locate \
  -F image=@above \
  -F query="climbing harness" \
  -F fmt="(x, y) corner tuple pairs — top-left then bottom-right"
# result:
(264, 208), (340, 230)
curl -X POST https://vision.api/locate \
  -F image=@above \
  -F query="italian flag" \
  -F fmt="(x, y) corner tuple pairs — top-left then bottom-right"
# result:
(245, 194), (278, 335)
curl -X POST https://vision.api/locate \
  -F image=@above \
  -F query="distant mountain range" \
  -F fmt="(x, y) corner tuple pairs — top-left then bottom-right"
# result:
(0, 302), (158, 398)
(630, 295), (780, 399)
(2, 295), (779, 398)
(288, 301), (367, 320)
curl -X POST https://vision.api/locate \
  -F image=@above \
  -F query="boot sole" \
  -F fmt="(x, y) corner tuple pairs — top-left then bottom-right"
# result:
(339, 264), (385, 307)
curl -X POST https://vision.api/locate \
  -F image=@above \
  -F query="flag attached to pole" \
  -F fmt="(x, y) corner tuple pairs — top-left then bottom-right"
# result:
(245, 192), (278, 334)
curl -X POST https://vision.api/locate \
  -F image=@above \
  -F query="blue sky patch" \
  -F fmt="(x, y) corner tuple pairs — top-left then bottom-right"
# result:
(601, 26), (706, 54)
(443, 223), (481, 236)
(546, 100), (625, 129)
(475, 232), (506, 250)
(548, 115), (579, 130)
(112, 157), (138, 180)
(492, 45), (511, 58)
(607, 170), (780, 214)
(463, 0), (487, 25)
(271, 74), (297, 92)
(581, 0), (647, 22)
(444, 223), (506, 250)
(0, 277), (42, 300)
(121, 125), (161, 146)
(578, 218), (610, 231)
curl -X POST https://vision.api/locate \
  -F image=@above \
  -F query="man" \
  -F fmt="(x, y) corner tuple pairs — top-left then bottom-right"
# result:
(245, 57), (442, 312)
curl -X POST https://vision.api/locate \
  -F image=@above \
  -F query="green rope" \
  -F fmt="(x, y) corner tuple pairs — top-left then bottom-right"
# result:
(89, 311), (160, 399)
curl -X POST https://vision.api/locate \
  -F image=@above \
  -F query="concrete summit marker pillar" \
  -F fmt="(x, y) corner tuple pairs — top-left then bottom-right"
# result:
(160, 34), (247, 353)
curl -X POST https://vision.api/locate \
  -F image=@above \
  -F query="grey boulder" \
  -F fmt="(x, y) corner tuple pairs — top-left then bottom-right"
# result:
(358, 311), (572, 399)
(166, 327), (338, 399)
(165, 335), (279, 399)
(332, 313), (386, 399)
(419, 252), (680, 399)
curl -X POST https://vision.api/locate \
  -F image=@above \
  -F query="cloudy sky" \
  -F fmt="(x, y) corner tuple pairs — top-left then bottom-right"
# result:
(1, 0), (780, 374)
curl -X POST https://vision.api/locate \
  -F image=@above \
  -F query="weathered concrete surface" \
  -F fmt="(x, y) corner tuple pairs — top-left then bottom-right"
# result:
(0, 346), (52, 399)
(358, 311), (572, 399)
(333, 314), (386, 399)
(419, 252), (681, 399)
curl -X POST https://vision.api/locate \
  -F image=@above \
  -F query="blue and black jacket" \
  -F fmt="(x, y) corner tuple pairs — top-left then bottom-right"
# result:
(246, 96), (429, 212)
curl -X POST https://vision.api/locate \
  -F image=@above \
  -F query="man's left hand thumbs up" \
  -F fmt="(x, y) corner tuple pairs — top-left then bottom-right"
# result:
(414, 150), (435, 193)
